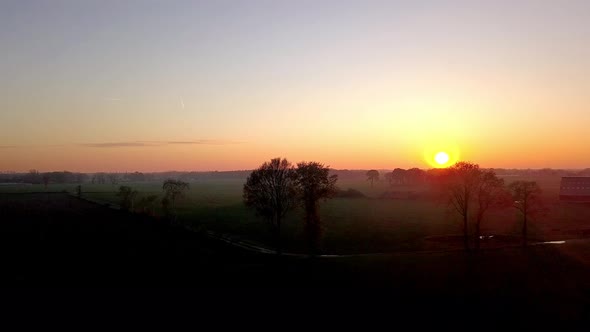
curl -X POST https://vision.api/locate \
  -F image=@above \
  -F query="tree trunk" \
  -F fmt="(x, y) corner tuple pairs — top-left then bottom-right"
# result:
(475, 219), (481, 251)
(276, 216), (282, 256)
(463, 214), (470, 251)
(522, 214), (528, 247)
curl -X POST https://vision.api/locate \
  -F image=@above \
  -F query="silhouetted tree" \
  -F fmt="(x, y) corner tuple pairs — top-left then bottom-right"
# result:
(75, 185), (82, 197)
(436, 162), (481, 251)
(474, 170), (510, 250)
(406, 168), (426, 184)
(366, 170), (379, 188)
(243, 158), (298, 255)
(161, 197), (171, 217)
(125, 171), (146, 182)
(389, 168), (407, 185)
(138, 195), (158, 215)
(42, 173), (50, 190)
(92, 173), (107, 184)
(508, 181), (543, 247)
(117, 186), (138, 211)
(75, 173), (88, 183)
(162, 179), (189, 212)
(108, 173), (119, 185)
(295, 162), (338, 255)
(27, 169), (40, 184)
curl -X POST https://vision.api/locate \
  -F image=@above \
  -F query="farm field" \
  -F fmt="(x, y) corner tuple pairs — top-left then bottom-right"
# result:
(2, 174), (589, 254)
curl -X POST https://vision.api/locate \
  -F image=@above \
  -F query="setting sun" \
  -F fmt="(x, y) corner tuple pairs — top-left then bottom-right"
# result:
(435, 152), (450, 165)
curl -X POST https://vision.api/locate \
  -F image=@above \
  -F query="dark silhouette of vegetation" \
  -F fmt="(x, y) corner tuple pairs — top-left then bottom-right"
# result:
(137, 195), (158, 215)
(473, 170), (510, 250)
(386, 168), (407, 185)
(75, 185), (82, 197)
(243, 158), (298, 255)
(406, 168), (426, 184)
(117, 186), (138, 211)
(26, 169), (40, 184)
(108, 173), (120, 185)
(366, 170), (379, 188)
(335, 188), (366, 198)
(162, 179), (189, 213)
(435, 162), (481, 251)
(125, 171), (147, 182)
(42, 173), (50, 189)
(509, 181), (543, 247)
(295, 162), (338, 255)
(92, 173), (107, 184)
(161, 196), (171, 217)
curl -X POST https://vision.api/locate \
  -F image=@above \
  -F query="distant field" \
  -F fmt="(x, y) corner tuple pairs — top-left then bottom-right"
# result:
(1, 175), (589, 254)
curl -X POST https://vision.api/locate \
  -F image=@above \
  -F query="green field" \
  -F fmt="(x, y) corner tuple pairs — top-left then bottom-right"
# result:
(2, 175), (589, 254)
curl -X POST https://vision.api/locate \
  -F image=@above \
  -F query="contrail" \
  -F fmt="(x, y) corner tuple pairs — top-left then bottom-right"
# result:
(180, 96), (185, 109)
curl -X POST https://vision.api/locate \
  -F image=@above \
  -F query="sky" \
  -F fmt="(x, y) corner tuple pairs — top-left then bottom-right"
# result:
(1, 0), (589, 172)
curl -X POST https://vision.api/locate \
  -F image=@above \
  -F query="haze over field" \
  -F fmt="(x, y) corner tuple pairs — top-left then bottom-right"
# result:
(1, 0), (589, 171)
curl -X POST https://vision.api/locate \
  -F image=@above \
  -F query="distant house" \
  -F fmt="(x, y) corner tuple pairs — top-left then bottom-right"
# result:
(559, 177), (590, 202)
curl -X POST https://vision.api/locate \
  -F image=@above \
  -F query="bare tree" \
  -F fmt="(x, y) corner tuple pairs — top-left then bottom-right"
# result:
(243, 158), (298, 255)
(508, 181), (543, 247)
(474, 170), (510, 250)
(162, 179), (190, 212)
(295, 162), (338, 255)
(117, 186), (138, 211)
(366, 170), (379, 188)
(436, 162), (481, 251)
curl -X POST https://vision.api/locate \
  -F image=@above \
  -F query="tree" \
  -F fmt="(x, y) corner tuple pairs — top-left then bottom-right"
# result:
(108, 173), (119, 185)
(75, 185), (82, 198)
(162, 179), (189, 212)
(117, 186), (138, 211)
(42, 173), (50, 190)
(243, 158), (298, 255)
(27, 169), (40, 184)
(137, 195), (158, 215)
(406, 168), (426, 184)
(92, 173), (107, 184)
(389, 168), (407, 185)
(474, 170), (510, 250)
(366, 170), (379, 188)
(508, 181), (543, 247)
(436, 162), (481, 251)
(295, 162), (338, 255)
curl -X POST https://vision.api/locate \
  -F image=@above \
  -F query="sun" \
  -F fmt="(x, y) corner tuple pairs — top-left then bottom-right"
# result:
(434, 151), (450, 165)
(422, 140), (460, 168)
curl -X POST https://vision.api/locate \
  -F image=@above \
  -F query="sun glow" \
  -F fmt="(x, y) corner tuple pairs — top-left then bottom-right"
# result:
(434, 151), (450, 165)
(423, 140), (460, 168)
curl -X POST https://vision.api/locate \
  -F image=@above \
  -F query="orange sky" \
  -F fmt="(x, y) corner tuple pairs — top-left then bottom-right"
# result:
(1, 1), (589, 172)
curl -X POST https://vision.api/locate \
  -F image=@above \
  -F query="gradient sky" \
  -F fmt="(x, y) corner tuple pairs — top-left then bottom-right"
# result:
(1, 0), (589, 172)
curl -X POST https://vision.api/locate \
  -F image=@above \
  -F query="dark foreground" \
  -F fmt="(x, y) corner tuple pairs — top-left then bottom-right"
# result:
(1, 193), (590, 327)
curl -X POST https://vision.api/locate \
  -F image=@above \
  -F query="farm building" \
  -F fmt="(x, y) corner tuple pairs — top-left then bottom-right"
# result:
(559, 177), (590, 202)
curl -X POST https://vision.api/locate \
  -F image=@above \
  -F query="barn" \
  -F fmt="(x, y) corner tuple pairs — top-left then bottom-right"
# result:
(559, 177), (590, 202)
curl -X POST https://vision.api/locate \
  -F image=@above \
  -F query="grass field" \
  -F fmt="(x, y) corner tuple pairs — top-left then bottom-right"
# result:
(1, 174), (589, 254)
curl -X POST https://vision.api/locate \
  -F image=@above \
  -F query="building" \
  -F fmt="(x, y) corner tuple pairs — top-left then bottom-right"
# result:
(559, 177), (590, 202)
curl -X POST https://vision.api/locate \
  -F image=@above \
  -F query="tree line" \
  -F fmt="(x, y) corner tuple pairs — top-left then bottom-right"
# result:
(244, 160), (546, 255)
(116, 179), (190, 219)
(432, 162), (544, 250)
